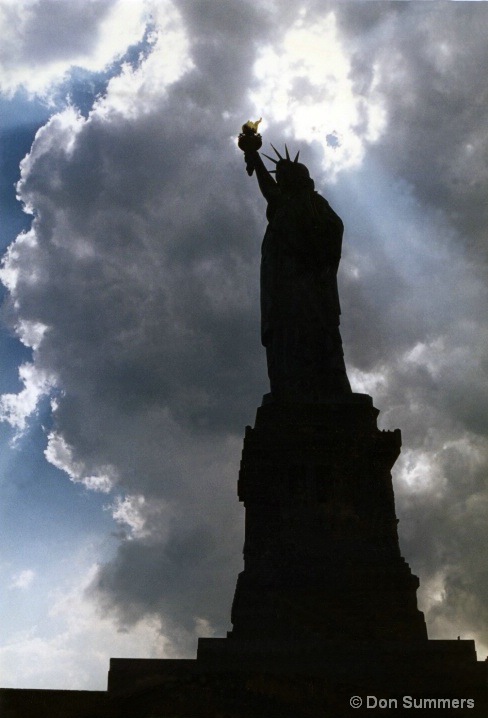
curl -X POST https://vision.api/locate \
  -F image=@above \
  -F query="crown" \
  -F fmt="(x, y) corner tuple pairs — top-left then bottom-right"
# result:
(262, 144), (300, 173)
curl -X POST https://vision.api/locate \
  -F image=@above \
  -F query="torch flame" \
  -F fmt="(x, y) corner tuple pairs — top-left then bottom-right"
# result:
(242, 118), (262, 134)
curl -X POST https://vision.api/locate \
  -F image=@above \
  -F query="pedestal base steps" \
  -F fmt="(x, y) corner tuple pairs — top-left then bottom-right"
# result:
(103, 638), (488, 717)
(4, 638), (484, 718)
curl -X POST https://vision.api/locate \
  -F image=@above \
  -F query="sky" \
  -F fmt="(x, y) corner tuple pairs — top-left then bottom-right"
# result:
(0, 0), (487, 691)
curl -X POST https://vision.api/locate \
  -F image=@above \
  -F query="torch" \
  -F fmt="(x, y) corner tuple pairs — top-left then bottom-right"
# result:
(238, 118), (262, 176)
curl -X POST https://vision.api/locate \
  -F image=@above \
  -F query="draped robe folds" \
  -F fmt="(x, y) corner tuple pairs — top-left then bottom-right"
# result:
(253, 154), (351, 399)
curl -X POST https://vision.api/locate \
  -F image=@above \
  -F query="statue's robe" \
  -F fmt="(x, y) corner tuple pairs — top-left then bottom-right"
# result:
(261, 186), (351, 398)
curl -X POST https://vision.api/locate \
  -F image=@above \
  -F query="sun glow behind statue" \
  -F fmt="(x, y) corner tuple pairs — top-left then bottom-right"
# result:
(248, 11), (387, 179)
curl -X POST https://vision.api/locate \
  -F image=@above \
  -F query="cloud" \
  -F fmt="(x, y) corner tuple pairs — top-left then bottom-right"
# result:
(95, 0), (193, 119)
(0, 0), (148, 98)
(1, 0), (488, 683)
(1, 0), (263, 657)
(109, 493), (171, 540)
(0, 362), (53, 435)
(9, 569), (36, 590)
(249, 9), (387, 178)
(336, 1), (488, 255)
(44, 431), (116, 493)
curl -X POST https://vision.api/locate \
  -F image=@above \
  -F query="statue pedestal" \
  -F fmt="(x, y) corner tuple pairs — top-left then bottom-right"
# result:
(230, 394), (426, 642)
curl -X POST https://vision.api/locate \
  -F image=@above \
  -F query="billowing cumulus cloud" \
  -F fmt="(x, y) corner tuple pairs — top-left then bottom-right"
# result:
(0, 0), (148, 98)
(1, 0), (488, 684)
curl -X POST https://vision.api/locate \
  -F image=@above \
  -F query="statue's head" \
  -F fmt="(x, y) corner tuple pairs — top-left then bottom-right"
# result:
(275, 159), (314, 192)
(263, 144), (314, 192)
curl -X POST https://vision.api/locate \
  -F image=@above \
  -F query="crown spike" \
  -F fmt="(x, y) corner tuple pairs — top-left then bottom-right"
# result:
(294, 150), (300, 163)
(270, 143), (283, 161)
(262, 153), (278, 164)
(285, 144), (291, 161)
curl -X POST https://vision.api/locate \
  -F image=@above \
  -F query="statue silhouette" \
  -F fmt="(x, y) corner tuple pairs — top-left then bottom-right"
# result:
(244, 144), (351, 400)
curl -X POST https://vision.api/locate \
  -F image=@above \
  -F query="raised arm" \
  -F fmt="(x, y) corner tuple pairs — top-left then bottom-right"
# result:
(244, 150), (280, 203)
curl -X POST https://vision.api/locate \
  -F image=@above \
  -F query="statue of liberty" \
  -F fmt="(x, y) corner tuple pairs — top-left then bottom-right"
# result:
(238, 121), (351, 400)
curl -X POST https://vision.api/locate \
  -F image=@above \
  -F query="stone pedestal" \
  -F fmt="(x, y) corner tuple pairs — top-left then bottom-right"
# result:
(230, 394), (427, 642)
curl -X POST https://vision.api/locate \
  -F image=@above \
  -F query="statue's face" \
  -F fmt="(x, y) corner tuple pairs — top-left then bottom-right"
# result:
(275, 163), (294, 190)
(275, 164), (285, 187)
(275, 161), (310, 191)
